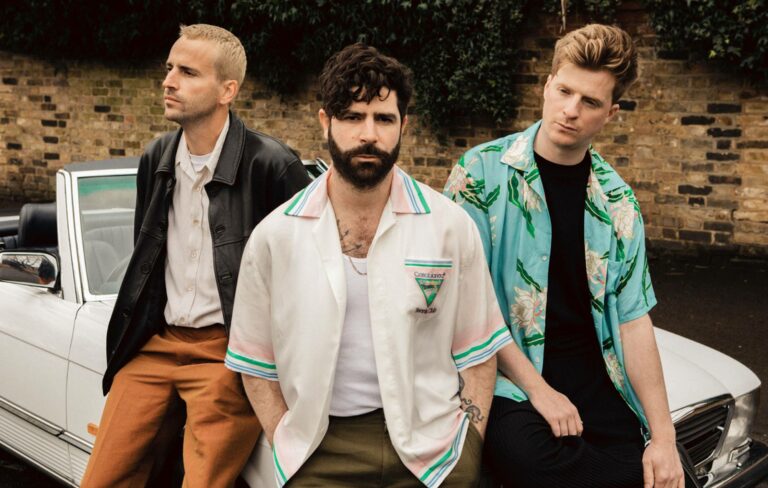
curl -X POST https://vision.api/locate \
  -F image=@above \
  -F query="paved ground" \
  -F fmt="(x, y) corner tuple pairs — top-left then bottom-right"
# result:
(1, 253), (767, 486)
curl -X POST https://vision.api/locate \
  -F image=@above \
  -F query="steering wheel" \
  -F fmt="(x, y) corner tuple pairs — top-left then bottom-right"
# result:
(105, 254), (132, 286)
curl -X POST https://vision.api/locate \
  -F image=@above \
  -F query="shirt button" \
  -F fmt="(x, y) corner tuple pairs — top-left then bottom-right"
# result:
(187, 286), (193, 292)
(191, 250), (198, 258)
(541, 255), (548, 261)
(192, 219), (200, 226)
(534, 357), (541, 363)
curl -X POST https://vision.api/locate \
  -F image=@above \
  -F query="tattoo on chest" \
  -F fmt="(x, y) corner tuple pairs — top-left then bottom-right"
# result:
(458, 373), (484, 424)
(336, 218), (372, 258)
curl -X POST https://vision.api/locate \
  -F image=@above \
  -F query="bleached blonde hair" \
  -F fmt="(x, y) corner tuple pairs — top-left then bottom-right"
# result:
(179, 24), (247, 89)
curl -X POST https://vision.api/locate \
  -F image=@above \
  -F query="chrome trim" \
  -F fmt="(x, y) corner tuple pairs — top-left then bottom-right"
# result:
(68, 168), (137, 302)
(671, 395), (731, 423)
(671, 395), (734, 468)
(58, 431), (93, 454)
(0, 438), (76, 487)
(728, 438), (751, 464)
(60, 169), (84, 304)
(0, 396), (63, 436)
(708, 440), (768, 488)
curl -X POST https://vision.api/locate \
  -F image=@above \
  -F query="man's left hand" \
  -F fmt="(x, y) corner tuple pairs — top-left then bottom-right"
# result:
(642, 439), (685, 488)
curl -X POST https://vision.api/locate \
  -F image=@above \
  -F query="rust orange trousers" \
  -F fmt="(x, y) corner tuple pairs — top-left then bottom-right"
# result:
(81, 325), (261, 488)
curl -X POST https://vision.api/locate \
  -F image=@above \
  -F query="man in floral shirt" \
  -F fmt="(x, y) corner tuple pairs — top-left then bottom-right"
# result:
(445, 24), (686, 488)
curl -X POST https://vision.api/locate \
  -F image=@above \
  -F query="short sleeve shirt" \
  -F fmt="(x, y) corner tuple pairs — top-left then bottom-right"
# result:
(227, 167), (512, 487)
(443, 121), (657, 433)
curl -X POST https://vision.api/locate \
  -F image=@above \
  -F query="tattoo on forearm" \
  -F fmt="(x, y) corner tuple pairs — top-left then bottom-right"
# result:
(458, 373), (484, 424)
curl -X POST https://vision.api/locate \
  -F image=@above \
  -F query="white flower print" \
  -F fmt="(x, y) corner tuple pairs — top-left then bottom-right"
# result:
(445, 164), (473, 201)
(520, 178), (541, 212)
(611, 195), (637, 240)
(584, 243), (607, 291)
(510, 286), (546, 335)
(501, 135), (530, 167)
(605, 352), (625, 388)
(587, 171), (608, 204)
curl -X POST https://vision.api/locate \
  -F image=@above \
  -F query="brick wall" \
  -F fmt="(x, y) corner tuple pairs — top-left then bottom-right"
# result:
(1, 4), (767, 255)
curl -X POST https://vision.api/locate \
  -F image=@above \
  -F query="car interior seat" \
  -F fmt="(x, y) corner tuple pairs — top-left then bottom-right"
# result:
(0, 202), (58, 252)
(83, 225), (132, 293)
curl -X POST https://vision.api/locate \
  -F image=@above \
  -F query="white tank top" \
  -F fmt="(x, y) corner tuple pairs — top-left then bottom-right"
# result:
(329, 256), (383, 416)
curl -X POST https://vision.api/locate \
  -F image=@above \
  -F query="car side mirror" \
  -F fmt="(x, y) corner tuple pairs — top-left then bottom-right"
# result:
(0, 251), (59, 290)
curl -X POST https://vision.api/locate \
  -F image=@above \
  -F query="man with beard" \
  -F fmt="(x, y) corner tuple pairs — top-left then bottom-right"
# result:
(82, 24), (310, 487)
(227, 43), (512, 487)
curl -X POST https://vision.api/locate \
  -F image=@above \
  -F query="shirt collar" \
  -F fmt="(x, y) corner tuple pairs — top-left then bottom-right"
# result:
(499, 119), (628, 195)
(284, 165), (431, 218)
(175, 114), (230, 175)
(500, 120), (540, 172)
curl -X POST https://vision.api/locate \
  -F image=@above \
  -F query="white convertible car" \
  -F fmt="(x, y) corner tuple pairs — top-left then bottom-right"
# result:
(0, 158), (766, 487)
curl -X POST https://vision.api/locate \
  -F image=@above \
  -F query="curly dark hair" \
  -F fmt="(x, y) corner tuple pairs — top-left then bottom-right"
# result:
(319, 43), (413, 119)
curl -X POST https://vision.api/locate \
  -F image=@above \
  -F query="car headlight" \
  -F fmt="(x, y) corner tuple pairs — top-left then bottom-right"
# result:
(719, 388), (760, 463)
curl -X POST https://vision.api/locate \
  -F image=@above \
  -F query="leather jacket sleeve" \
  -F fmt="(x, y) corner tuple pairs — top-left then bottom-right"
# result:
(276, 159), (313, 202)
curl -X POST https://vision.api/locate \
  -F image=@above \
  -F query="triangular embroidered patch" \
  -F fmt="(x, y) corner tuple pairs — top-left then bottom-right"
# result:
(415, 276), (444, 307)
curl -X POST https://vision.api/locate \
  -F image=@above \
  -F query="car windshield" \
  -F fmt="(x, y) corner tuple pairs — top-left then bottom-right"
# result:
(77, 174), (136, 296)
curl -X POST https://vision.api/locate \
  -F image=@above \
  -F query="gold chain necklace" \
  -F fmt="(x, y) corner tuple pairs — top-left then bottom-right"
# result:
(346, 255), (368, 276)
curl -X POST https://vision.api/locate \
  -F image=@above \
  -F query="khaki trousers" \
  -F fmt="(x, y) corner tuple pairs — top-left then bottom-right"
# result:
(81, 325), (261, 488)
(288, 409), (483, 487)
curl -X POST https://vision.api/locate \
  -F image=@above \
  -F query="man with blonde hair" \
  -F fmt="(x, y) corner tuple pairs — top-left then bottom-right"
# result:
(81, 24), (310, 487)
(445, 24), (687, 487)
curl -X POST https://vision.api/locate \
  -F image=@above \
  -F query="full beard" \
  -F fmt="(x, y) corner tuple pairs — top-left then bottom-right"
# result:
(328, 130), (401, 190)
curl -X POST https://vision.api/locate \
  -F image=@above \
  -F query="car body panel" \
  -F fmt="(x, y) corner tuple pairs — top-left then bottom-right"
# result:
(0, 406), (72, 481)
(0, 283), (77, 426)
(67, 300), (111, 453)
(657, 328), (760, 411)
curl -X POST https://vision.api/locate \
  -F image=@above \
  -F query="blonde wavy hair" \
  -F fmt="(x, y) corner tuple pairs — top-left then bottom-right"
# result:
(179, 24), (247, 89)
(552, 24), (638, 102)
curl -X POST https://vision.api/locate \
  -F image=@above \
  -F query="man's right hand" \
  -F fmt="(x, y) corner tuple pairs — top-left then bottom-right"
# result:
(528, 383), (583, 437)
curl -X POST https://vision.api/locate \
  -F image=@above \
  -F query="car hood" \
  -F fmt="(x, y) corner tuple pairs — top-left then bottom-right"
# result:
(656, 328), (760, 412)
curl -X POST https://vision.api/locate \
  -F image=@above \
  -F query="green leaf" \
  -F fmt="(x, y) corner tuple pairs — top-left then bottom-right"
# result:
(615, 250), (639, 296)
(508, 175), (536, 238)
(585, 198), (612, 226)
(516, 259), (542, 293)
(523, 333), (545, 347)
(480, 144), (504, 153)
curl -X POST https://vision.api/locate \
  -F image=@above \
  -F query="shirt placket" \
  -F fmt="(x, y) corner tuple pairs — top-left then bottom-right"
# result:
(182, 168), (206, 323)
(521, 165), (551, 370)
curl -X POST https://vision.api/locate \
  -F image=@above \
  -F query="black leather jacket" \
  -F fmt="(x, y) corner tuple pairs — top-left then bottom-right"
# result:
(103, 112), (311, 393)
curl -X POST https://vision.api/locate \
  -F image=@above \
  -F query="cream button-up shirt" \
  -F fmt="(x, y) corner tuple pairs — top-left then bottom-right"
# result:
(164, 116), (229, 328)
(227, 167), (512, 487)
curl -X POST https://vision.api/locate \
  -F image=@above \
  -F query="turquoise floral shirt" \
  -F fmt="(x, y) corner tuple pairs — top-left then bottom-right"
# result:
(444, 121), (657, 433)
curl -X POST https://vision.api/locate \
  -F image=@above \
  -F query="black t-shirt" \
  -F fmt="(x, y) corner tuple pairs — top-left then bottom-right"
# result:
(535, 150), (642, 447)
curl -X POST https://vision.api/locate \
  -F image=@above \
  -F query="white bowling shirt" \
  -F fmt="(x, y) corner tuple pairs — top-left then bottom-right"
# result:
(227, 167), (512, 487)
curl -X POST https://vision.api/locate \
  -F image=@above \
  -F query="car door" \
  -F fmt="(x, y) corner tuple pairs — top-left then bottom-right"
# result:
(62, 166), (137, 484)
(0, 281), (79, 481)
(66, 299), (112, 483)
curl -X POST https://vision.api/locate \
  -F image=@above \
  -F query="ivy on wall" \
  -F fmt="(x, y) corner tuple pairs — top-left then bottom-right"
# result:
(0, 0), (571, 129)
(228, 1), (532, 128)
(644, 0), (767, 78)
(2, 1), (763, 128)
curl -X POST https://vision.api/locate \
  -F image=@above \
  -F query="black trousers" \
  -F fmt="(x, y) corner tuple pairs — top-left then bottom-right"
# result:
(483, 397), (645, 488)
